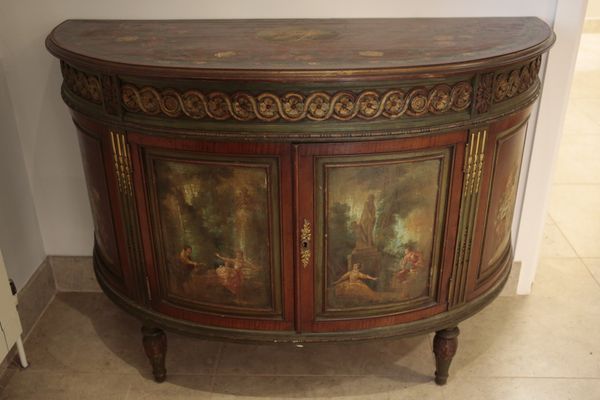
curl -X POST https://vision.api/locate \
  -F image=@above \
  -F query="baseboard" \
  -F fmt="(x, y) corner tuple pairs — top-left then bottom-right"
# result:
(1, 258), (56, 377)
(583, 19), (600, 33)
(48, 256), (101, 293)
(15, 258), (56, 337)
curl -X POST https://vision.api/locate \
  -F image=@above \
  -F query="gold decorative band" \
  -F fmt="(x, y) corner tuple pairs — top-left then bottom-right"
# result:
(110, 131), (133, 196)
(449, 129), (487, 307)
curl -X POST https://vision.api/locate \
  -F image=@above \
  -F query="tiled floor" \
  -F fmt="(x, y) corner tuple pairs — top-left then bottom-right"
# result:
(2, 35), (600, 400)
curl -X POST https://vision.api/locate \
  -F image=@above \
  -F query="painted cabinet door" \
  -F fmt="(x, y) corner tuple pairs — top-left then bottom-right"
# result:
(128, 134), (295, 332)
(296, 132), (466, 333)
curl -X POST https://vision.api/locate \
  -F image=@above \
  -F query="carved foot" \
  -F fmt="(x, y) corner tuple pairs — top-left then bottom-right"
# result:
(433, 326), (460, 385)
(142, 326), (167, 383)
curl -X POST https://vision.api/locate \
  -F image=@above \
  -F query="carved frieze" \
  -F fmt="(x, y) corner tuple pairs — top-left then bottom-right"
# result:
(61, 61), (102, 105)
(59, 55), (541, 124)
(493, 56), (541, 104)
(119, 82), (473, 122)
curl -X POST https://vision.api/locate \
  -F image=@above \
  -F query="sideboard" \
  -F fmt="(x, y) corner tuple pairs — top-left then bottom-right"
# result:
(46, 18), (554, 385)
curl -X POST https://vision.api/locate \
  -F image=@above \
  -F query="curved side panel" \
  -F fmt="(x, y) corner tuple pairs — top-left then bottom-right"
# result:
(477, 122), (528, 285)
(76, 126), (122, 284)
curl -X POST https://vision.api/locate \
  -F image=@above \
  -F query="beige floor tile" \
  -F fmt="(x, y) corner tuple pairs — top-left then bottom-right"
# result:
(575, 34), (600, 73)
(452, 258), (600, 379)
(582, 258), (600, 287)
(441, 377), (600, 400)
(539, 220), (578, 258)
(547, 184), (600, 257)
(577, 99), (600, 126)
(562, 99), (600, 134)
(554, 134), (600, 184)
(217, 336), (433, 379)
(569, 72), (600, 101)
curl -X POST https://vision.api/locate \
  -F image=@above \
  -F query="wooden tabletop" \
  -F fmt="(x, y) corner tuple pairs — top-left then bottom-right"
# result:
(47, 18), (554, 81)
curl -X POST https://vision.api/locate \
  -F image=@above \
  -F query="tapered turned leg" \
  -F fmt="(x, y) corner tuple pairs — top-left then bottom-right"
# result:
(433, 326), (460, 385)
(142, 326), (167, 383)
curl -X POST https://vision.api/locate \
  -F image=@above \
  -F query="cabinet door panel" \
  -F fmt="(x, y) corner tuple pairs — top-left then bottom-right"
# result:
(476, 121), (528, 286)
(129, 135), (294, 331)
(297, 133), (465, 332)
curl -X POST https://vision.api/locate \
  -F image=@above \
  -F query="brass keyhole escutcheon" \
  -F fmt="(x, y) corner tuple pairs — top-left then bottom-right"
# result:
(300, 219), (311, 268)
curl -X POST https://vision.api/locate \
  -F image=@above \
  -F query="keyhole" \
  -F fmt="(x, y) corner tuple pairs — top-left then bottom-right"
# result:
(302, 241), (309, 249)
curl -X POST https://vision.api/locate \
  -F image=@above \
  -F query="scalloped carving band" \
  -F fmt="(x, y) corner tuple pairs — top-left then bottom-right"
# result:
(119, 82), (473, 122)
(493, 56), (541, 103)
(61, 61), (102, 105)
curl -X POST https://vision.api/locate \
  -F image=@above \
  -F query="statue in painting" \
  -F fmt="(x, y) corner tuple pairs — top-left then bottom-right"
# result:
(359, 194), (376, 248)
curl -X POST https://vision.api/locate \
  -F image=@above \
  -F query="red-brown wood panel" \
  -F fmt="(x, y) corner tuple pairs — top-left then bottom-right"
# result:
(72, 113), (133, 295)
(296, 131), (466, 333)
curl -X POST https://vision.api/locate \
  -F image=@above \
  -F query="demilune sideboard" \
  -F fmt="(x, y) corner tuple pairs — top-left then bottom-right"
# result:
(46, 18), (554, 385)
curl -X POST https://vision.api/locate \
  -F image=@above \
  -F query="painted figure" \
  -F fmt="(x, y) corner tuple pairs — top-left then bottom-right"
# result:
(178, 245), (200, 268)
(174, 245), (203, 290)
(214, 250), (257, 301)
(333, 263), (378, 301)
(215, 261), (243, 300)
(400, 247), (424, 271)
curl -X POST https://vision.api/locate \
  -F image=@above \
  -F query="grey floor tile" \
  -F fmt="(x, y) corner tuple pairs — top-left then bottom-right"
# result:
(441, 377), (600, 400)
(217, 336), (433, 380)
(125, 374), (213, 399)
(0, 370), (130, 400)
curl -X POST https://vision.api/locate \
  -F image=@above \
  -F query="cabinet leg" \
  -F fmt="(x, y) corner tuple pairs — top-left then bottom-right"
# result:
(142, 326), (167, 383)
(433, 326), (459, 385)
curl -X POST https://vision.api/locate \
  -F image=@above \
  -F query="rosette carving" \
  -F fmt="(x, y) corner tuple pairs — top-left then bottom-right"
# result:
(119, 81), (473, 123)
(474, 73), (494, 114)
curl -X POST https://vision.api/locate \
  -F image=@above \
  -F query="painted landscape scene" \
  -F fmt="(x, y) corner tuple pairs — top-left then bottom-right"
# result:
(153, 158), (273, 309)
(325, 158), (441, 310)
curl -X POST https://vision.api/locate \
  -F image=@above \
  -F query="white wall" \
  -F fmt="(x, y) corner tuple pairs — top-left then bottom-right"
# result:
(514, 0), (588, 293)
(0, 0), (561, 287)
(0, 47), (46, 289)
